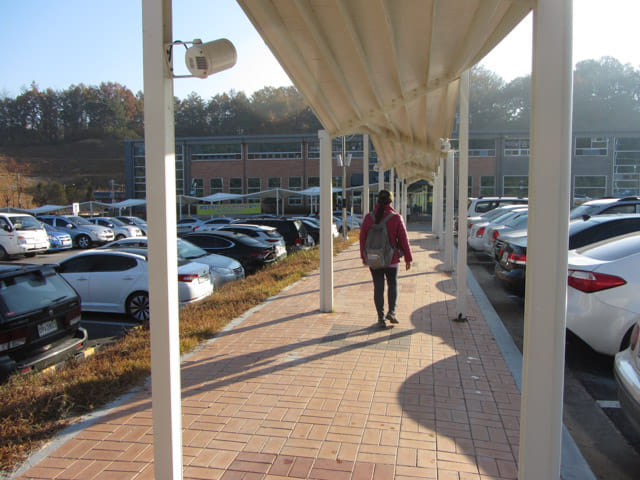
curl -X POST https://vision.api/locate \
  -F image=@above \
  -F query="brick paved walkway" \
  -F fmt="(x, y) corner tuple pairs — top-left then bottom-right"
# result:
(13, 229), (523, 480)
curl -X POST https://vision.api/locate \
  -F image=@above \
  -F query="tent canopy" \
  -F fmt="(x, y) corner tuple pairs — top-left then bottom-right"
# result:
(237, 0), (533, 182)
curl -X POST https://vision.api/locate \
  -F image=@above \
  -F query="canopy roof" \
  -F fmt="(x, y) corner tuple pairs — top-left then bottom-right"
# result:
(237, 0), (533, 182)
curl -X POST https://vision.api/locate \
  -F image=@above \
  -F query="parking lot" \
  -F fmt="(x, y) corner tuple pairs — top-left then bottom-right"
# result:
(467, 247), (640, 479)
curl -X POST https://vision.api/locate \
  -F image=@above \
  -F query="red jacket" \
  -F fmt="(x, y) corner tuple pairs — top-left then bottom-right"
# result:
(359, 204), (413, 266)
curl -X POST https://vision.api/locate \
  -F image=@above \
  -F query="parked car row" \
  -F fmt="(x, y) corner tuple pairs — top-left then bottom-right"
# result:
(466, 196), (640, 438)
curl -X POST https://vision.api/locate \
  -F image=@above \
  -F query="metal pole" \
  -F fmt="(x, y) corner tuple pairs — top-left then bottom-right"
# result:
(444, 149), (455, 271)
(456, 69), (470, 320)
(519, 0), (573, 478)
(342, 136), (347, 239)
(363, 134), (370, 216)
(319, 130), (334, 312)
(142, 0), (182, 478)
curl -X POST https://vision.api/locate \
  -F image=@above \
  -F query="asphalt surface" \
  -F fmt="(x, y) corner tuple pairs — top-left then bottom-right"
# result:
(466, 247), (640, 480)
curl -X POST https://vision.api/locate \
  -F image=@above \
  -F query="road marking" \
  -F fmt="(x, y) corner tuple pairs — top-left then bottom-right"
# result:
(597, 400), (621, 409)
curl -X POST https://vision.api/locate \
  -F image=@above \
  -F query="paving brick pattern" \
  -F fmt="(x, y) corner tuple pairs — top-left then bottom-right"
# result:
(14, 230), (521, 479)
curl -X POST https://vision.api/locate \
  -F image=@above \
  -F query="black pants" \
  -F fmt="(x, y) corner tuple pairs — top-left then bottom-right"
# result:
(369, 266), (398, 320)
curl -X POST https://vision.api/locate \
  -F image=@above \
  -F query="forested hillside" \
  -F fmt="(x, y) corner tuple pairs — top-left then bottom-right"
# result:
(1, 57), (638, 208)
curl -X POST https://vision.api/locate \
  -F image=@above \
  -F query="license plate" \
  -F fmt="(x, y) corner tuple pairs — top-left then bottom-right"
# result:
(38, 319), (58, 337)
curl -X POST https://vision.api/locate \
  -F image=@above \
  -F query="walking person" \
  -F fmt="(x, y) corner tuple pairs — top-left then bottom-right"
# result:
(360, 189), (413, 329)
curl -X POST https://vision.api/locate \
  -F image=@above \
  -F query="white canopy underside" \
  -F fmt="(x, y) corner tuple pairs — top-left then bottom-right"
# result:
(237, 0), (533, 183)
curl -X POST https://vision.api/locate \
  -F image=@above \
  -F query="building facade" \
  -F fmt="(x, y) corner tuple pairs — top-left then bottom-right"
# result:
(125, 130), (640, 213)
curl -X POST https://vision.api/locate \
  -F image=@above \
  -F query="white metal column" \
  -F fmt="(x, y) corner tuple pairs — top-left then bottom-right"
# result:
(363, 134), (370, 216)
(444, 150), (454, 270)
(319, 130), (333, 312)
(437, 159), (445, 250)
(141, 0), (182, 478)
(456, 69), (470, 319)
(519, 0), (573, 478)
(403, 180), (408, 219)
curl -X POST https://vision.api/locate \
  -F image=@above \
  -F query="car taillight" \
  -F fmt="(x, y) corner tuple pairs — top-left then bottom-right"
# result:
(0, 328), (29, 352)
(266, 239), (279, 243)
(630, 324), (640, 351)
(492, 230), (500, 241)
(193, 226), (199, 231)
(567, 270), (626, 293)
(476, 227), (485, 237)
(295, 238), (302, 245)
(507, 252), (527, 265)
(250, 250), (270, 258)
(64, 306), (82, 326)
(178, 273), (199, 282)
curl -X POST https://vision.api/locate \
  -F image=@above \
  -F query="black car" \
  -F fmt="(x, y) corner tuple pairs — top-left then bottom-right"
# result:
(0, 263), (87, 379)
(240, 218), (312, 252)
(182, 230), (278, 274)
(494, 214), (640, 295)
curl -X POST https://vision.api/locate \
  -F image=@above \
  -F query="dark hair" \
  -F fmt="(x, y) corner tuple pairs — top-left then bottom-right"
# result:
(374, 189), (393, 224)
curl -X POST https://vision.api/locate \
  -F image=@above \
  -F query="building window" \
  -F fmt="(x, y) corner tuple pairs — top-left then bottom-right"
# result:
(209, 178), (223, 194)
(480, 176), (496, 196)
(450, 138), (496, 157)
(288, 176), (302, 205)
(575, 136), (608, 156)
(175, 144), (185, 195)
(230, 177), (243, 195)
(613, 138), (640, 196)
(468, 176), (473, 197)
(332, 176), (343, 188)
(268, 177), (281, 189)
(574, 175), (606, 201)
(248, 142), (302, 160)
(247, 177), (261, 195)
(190, 178), (204, 197)
(307, 176), (319, 188)
(504, 138), (530, 156)
(503, 175), (528, 197)
(191, 143), (241, 160)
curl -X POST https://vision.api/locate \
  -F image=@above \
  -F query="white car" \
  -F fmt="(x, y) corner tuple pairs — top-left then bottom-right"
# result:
(87, 216), (144, 240)
(614, 321), (640, 434)
(566, 232), (640, 355)
(480, 210), (528, 254)
(99, 236), (245, 288)
(467, 208), (527, 252)
(57, 249), (213, 322)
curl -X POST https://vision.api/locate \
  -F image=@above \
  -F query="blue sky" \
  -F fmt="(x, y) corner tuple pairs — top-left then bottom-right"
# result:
(1, 0), (638, 100)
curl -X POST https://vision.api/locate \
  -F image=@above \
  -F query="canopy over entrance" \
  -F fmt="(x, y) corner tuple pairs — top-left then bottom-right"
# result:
(237, 0), (533, 182)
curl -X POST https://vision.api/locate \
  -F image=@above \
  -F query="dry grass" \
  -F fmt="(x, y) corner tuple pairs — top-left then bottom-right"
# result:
(0, 232), (358, 474)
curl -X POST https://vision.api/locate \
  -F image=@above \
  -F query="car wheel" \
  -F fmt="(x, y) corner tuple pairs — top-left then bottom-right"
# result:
(116, 234), (126, 240)
(76, 234), (92, 249)
(0, 246), (7, 260)
(25, 252), (37, 257)
(126, 291), (149, 322)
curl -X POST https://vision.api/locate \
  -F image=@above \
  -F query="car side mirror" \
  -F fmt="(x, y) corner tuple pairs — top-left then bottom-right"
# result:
(2, 224), (12, 232)
(66, 223), (75, 229)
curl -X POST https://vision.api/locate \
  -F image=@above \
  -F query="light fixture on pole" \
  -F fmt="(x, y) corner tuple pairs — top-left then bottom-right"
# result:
(336, 150), (352, 239)
(165, 38), (237, 78)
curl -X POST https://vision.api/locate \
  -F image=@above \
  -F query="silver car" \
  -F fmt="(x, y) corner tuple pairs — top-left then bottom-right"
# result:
(38, 215), (114, 249)
(87, 216), (144, 240)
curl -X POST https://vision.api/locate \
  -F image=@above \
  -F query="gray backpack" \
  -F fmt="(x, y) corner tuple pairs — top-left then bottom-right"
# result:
(364, 212), (396, 269)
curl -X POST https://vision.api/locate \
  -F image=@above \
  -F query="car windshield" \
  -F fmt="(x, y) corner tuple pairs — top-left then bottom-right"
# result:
(8, 215), (42, 230)
(105, 217), (126, 226)
(570, 204), (605, 219)
(177, 238), (207, 259)
(67, 216), (92, 225)
(0, 269), (77, 319)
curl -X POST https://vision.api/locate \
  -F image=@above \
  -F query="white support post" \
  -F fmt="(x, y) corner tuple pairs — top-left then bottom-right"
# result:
(437, 159), (445, 250)
(390, 168), (395, 198)
(403, 180), (408, 220)
(444, 150), (455, 271)
(519, 1), (573, 479)
(141, 0), (182, 478)
(456, 69), (470, 320)
(319, 130), (334, 312)
(363, 134), (370, 216)
(431, 174), (438, 234)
